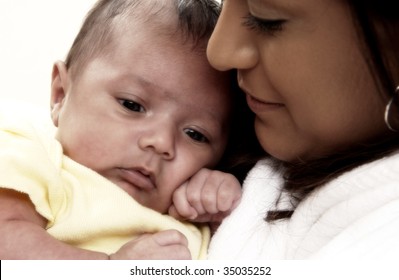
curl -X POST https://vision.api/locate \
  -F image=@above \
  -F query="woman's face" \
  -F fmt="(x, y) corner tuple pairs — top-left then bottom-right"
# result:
(208, 0), (389, 162)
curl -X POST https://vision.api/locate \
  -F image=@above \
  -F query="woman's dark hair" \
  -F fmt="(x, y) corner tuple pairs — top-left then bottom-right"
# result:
(216, 71), (266, 184)
(266, 0), (399, 222)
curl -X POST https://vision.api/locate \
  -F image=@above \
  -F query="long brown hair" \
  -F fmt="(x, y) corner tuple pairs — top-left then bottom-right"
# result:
(216, 71), (266, 184)
(266, 0), (399, 222)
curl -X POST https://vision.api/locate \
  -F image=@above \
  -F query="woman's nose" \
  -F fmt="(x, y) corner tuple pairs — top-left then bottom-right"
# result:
(207, 1), (258, 71)
(138, 124), (175, 160)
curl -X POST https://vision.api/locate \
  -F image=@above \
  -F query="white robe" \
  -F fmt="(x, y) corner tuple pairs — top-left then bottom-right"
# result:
(208, 153), (399, 259)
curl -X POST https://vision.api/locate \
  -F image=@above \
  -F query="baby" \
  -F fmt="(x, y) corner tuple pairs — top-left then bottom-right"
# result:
(0, 0), (241, 260)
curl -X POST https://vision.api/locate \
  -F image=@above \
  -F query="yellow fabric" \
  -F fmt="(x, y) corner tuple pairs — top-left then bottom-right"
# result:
(0, 109), (209, 259)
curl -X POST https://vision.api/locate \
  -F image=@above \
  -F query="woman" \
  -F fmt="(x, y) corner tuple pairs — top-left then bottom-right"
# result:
(207, 0), (399, 259)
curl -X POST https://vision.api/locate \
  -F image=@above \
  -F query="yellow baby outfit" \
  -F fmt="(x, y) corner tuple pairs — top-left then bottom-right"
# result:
(0, 108), (209, 259)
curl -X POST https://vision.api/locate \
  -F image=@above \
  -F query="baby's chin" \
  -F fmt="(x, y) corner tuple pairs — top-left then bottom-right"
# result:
(115, 181), (170, 213)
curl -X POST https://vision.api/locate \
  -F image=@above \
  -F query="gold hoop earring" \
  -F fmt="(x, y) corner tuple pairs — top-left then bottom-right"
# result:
(384, 85), (399, 132)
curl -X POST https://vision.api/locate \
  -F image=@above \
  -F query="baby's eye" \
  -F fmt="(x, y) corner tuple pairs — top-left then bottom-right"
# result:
(120, 99), (145, 113)
(184, 128), (209, 143)
(242, 14), (286, 36)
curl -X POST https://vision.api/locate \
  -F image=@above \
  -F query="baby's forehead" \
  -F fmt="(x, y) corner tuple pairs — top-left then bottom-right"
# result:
(178, 87), (233, 125)
(114, 1), (179, 33)
(73, 0), (215, 75)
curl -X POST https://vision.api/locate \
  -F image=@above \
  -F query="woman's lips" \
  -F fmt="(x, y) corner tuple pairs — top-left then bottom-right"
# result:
(246, 94), (284, 112)
(118, 168), (155, 191)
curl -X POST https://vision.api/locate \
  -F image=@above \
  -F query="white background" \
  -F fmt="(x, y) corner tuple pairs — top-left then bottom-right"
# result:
(0, 0), (97, 110)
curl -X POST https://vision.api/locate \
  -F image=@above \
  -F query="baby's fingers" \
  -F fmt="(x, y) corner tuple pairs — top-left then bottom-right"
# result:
(199, 171), (241, 214)
(184, 169), (210, 215)
(169, 183), (197, 220)
(216, 175), (242, 212)
(110, 230), (191, 260)
(152, 229), (189, 247)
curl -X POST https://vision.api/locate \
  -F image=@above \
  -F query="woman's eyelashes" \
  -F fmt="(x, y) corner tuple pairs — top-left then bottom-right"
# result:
(242, 14), (286, 35)
(184, 128), (209, 143)
(119, 99), (145, 113)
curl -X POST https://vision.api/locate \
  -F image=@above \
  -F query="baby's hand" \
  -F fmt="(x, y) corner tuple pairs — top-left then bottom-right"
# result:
(109, 229), (191, 260)
(169, 169), (241, 225)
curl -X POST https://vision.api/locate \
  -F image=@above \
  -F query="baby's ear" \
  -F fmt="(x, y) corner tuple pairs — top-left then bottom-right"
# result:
(50, 61), (69, 127)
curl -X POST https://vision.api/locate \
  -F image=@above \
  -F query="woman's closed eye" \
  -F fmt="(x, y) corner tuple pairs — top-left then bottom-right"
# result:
(242, 14), (286, 36)
(119, 99), (145, 113)
(184, 128), (209, 143)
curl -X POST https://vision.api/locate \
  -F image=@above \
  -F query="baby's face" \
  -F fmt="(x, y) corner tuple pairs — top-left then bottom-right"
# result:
(51, 24), (231, 213)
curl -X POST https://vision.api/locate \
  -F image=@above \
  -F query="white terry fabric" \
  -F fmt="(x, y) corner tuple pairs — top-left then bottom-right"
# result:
(208, 154), (399, 259)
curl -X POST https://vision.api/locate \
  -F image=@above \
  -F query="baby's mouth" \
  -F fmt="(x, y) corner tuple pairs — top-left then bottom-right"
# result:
(118, 168), (155, 191)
